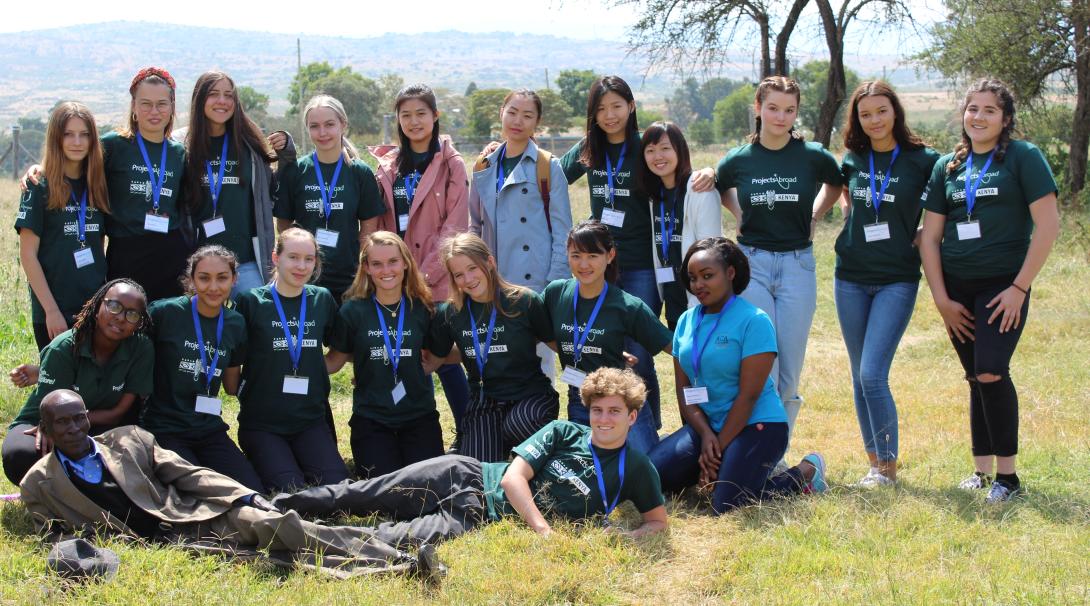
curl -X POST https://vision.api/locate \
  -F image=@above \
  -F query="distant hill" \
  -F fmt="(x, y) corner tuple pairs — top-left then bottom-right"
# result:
(0, 21), (931, 125)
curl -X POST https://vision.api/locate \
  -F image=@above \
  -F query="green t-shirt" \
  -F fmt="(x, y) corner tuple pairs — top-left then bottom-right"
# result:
(652, 186), (689, 328)
(923, 140), (1057, 279)
(330, 296), (449, 427)
(835, 146), (941, 284)
(560, 138), (654, 271)
(197, 136), (257, 264)
(101, 131), (187, 238)
(274, 155), (386, 291)
(141, 296), (248, 436)
(14, 177), (107, 323)
(482, 420), (665, 521)
(541, 278), (672, 373)
(714, 138), (841, 252)
(9, 329), (154, 428)
(435, 291), (554, 401)
(234, 284), (340, 434)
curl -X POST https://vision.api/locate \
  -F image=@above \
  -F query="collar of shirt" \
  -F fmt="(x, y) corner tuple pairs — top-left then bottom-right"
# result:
(55, 437), (104, 484)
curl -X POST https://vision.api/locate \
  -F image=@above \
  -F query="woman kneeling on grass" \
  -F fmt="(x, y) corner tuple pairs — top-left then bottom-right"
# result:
(649, 237), (827, 513)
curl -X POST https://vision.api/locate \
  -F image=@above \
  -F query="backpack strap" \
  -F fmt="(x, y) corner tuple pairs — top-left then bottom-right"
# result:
(536, 148), (553, 234)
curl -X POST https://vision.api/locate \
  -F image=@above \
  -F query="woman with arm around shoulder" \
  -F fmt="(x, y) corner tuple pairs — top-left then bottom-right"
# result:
(184, 70), (296, 297)
(648, 238), (827, 513)
(638, 120), (723, 330)
(16, 102), (109, 351)
(437, 233), (560, 462)
(540, 220), (673, 454)
(367, 84), (472, 449)
(711, 76), (843, 442)
(324, 232), (452, 478)
(918, 78), (1059, 503)
(140, 246), (263, 492)
(233, 228), (349, 492)
(813, 81), (941, 486)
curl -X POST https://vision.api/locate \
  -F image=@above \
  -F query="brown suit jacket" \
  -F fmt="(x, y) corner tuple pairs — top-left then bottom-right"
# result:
(19, 425), (254, 538)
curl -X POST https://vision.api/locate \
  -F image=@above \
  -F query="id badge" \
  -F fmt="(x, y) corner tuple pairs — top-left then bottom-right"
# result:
(398, 214), (410, 232)
(957, 220), (981, 240)
(392, 381), (406, 404)
(282, 375), (310, 395)
(203, 216), (226, 237)
(316, 228), (339, 248)
(863, 222), (891, 242)
(195, 395), (223, 416)
(601, 208), (626, 228)
(144, 213), (169, 233)
(73, 247), (95, 269)
(683, 386), (709, 405)
(560, 366), (588, 387)
(655, 266), (675, 284)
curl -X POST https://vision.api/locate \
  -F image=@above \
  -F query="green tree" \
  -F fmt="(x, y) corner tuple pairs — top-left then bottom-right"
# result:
(236, 86), (269, 122)
(464, 81), (478, 97)
(536, 88), (574, 135)
(713, 83), (756, 144)
(794, 60), (859, 139)
(377, 73), (405, 115)
(688, 118), (716, 146)
(636, 105), (666, 127)
(465, 88), (509, 137)
(310, 70), (383, 135)
(668, 77), (745, 127)
(288, 61), (335, 116)
(556, 69), (597, 117)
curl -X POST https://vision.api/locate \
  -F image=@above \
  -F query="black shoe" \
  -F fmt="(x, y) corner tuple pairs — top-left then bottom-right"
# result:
(413, 543), (447, 583)
(445, 434), (462, 455)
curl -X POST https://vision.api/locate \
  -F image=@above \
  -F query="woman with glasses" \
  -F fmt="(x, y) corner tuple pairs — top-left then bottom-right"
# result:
(2, 279), (154, 485)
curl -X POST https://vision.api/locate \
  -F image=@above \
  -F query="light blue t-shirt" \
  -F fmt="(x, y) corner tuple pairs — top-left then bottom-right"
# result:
(673, 298), (786, 431)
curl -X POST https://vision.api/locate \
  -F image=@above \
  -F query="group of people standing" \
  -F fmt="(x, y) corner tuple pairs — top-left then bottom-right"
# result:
(2, 64), (1058, 525)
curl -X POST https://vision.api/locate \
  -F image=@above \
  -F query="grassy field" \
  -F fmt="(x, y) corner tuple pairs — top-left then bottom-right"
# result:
(0, 151), (1088, 604)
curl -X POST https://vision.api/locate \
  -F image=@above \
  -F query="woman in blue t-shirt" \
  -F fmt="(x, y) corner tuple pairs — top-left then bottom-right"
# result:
(649, 237), (827, 513)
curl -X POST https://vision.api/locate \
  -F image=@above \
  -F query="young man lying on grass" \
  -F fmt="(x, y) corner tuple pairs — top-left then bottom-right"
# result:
(273, 367), (668, 543)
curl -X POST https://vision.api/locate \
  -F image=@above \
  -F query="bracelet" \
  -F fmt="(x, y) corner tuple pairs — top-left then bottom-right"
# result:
(1011, 283), (1029, 294)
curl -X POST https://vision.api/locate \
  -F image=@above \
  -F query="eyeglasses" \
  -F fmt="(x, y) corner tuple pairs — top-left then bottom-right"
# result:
(136, 100), (173, 114)
(102, 299), (143, 325)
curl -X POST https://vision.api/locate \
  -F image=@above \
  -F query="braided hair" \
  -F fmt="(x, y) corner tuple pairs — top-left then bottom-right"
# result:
(680, 237), (750, 297)
(70, 279), (151, 353)
(749, 76), (805, 145)
(946, 78), (1017, 174)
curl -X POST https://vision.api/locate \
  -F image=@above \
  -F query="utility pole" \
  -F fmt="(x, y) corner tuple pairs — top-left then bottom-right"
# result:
(0, 125), (34, 180)
(297, 37), (307, 155)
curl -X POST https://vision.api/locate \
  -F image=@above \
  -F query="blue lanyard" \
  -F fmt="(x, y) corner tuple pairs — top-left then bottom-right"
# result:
(604, 142), (626, 208)
(964, 149), (996, 218)
(205, 134), (229, 216)
(403, 170), (421, 207)
(374, 295), (407, 378)
(572, 282), (608, 367)
(70, 188), (88, 246)
(311, 152), (344, 223)
(270, 284), (307, 375)
(495, 142), (508, 193)
(135, 132), (168, 213)
(868, 144), (900, 219)
(658, 187), (678, 263)
(190, 296), (225, 395)
(589, 436), (626, 516)
(469, 300), (498, 379)
(690, 297), (736, 386)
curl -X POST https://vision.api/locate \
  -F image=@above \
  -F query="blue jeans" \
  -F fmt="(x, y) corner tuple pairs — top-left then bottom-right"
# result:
(834, 279), (918, 462)
(566, 385), (659, 454)
(232, 261), (266, 299)
(740, 246), (817, 437)
(649, 422), (803, 514)
(616, 267), (663, 429)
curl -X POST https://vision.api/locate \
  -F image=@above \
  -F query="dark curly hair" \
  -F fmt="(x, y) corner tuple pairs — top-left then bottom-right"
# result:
(946, 78), (1017, 174)
(182, 245), (239, 296)
(566, 220), (620, 284)
(71, 279), (151, 352)
(680, 237), (750, 297)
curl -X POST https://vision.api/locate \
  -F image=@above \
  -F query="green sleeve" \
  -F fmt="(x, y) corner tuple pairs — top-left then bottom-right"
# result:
(272, 161), (297, 220)
(816, 146), (842, 185)
(228, 320), (248, 368)
(526, 292), (553, 343)
(1015, 143), (1059, 203)
(714, 151), (735, 194)
(319, 290), (341, 347)
(626, 296), (672, 354)
(125, 336), (155, 397)
(329, 301), (355, 354)
(559, 141), (587, 185)
(623, 456), (665, 513)
(14, 181), (46, 236)
(33, 343), (79, 410)
(922, 157), (951, 215)
(355, 162), (386, 220)
(511, 420), (567, 474)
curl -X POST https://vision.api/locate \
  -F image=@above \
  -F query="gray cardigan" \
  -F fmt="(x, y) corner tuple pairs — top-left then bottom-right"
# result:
(248, 132), (295, 282)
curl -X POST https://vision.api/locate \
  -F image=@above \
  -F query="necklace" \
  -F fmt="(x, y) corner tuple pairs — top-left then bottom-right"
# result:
(377, 297), (402, 318)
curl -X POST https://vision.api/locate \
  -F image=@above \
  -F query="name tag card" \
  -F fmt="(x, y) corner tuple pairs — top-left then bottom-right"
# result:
(195, 395), (223, 416)
(316, 228), (339, 248)
(73, 248), (95, 269)
(655, 266), (676, 284)
(283, 375), (310, 395)
(398, 214), (410, 232)
(956, 220), (981, 241)
(392, 381), (406, 404)
(601, 208), (625, 228)
(863, 222), (891, 242)
(560, 366), (588, 387)
(144, 213), (169, 233)
(203, 216), (226, 237)
(683, 386), (709, 405)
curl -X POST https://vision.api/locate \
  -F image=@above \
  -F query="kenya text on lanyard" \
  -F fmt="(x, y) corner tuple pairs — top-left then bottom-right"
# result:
(864, 145), (900, 243)
(271, 284), (309, 395)
(600, 143), (626, 228)
(469, 300), (498, 401)
(400, 170), (421, 234)
(312, 151), (344, 248)
(202, 134), (229, 237)
(559, 282), (609, 388)
(374, 295), (408, 404)
(71, 188), (94, 269)
(191, 296), (225, 416)
(957, 149), (995, 241)
(683, 296), (737, 405)
(655, 187), (678, 284)
(136, 133), (170, 233)
(589, 436), (626, 520)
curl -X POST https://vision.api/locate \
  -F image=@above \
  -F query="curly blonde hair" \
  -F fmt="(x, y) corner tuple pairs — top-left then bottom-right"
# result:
(579, 368), (647, 413)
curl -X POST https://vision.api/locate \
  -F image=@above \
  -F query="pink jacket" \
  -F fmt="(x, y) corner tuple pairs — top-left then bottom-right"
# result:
(369, 135), (468, 301)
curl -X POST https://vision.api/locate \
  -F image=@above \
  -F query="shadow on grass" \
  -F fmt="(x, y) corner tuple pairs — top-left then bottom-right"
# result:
(889, 481), (1090, 526)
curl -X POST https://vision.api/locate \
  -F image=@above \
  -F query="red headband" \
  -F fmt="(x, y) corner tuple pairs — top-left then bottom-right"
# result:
(130, 67), (176, 94)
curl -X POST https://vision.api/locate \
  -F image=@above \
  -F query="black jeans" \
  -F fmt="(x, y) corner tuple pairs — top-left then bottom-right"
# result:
(155, 429), (266, 493)
(349, 410), (444, 479)
(237, 420), (349, 492)
(106, 230), (190, 303)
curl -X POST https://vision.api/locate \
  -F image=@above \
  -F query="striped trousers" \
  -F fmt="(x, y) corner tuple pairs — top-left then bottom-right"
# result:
(461, 389), (560, 463)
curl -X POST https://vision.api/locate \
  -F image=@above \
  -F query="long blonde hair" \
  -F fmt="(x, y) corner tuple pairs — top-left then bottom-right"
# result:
(41, 102), (109, 213)
(439, 233), (529, 318)
(344, 231), (433, 311)
(303, 94), (360, 161)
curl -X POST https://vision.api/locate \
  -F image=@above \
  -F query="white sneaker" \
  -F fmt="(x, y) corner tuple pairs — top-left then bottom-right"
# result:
(958, 472), (991, 491)
(856, 468), (894, 488)
(985, 481), (1020, 504)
